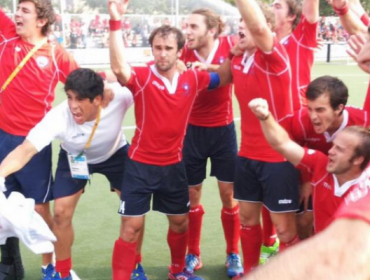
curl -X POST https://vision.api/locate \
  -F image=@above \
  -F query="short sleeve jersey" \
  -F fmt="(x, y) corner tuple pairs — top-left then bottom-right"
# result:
(180, 36), (234, 127)
(27, 83), (133, 164)
(0, 10), (79, 136)
(297, 148), (363, 232)
(281, 16), (317, 110)
(282, 107), (369, 154)
(231, 38), (293, 162)
(335, 168), (370, 225)
(125, 65), (210, 166)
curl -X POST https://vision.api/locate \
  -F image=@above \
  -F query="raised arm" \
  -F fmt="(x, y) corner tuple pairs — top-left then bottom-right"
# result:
(302, 0), (320, 24)
(0, 140), (38, 180)
(331, 0), (367, 34)
(234, 0), (274, 52)
(248, 98), (304, 166)
(108, 0), (132, 85)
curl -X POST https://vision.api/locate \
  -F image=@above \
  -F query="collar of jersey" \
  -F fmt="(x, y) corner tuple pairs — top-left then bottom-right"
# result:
(150, 64), (179, 94)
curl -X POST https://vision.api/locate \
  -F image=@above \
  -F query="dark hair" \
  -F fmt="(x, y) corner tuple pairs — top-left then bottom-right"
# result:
(306, 76), (348, 112)
(192, 8), (224, 39)
(345, 126), (370, 170)
(64, 68), (104, 102)
(19, 0), (55, 36)
(149, 25), (185, 51)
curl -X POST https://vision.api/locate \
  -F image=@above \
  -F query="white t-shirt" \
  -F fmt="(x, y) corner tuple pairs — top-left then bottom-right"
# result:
(27, 83), (133, 164)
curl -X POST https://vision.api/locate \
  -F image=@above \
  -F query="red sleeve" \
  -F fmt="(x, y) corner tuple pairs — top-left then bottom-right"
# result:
(363, 83), (370, 113)
(256, 37), (289, 75)
(125, 66), (150, 93)
(293, 16), (318, 48)
(360, 13), (370, 26)
(195, 69), (211, 92)
(55, 46), (79, 84)
(0, 9), (16, 37)
(280, 110), (307, 146)
(335, 180), (370, 225)
(296, 148), (328, 183)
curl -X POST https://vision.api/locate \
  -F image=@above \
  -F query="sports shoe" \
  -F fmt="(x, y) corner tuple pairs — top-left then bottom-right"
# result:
(168, 268), (204, 280)
(131, 263), (149, 280)
(259, 239), (279, 265)
(225, 253), (243, 278)
(42, 264), (55, 279)
(185, 254), (202, 272)
(48, 272), (72, 280)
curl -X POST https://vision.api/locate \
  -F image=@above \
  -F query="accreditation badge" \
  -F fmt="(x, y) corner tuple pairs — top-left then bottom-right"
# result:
(67, 152), (90, 180)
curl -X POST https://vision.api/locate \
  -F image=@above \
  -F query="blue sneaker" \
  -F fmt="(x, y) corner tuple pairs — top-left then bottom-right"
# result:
(131, 263), (149, 280)
(226, 253), (244, 278)
(168, 268), (204, 280)
(49, 272), (72, 280)
(185, 254), (203, 273)
(42, 263), (55, 279)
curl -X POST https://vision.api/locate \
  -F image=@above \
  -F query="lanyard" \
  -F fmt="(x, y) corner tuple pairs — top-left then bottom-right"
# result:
(1, 38), (47, 92)
(77, 106), (102, 158)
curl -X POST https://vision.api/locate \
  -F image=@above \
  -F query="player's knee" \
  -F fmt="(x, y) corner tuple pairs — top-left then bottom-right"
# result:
(239, 211), (259, 226)
(169, 216), (188, 233)
(53, 206), (73, 227)
(275, 224), (296, 243)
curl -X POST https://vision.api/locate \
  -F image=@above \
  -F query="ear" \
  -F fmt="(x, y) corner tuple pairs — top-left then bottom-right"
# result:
(37, 18), (48, 29)
(177, 48), (183, 59)
(335, 104), (345, 115)
(352, 155), (364, 168)
(208, 27), (217, 38)
(287, 13), (296, 24)
(93, 95), (103, 106)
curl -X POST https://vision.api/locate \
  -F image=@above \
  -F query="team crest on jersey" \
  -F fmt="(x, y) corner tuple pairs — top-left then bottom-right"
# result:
(36, 56), (49, 68)
(219, 56), (225, 64)
(15, 46), (21, 52)
(181, 83), (190, 95)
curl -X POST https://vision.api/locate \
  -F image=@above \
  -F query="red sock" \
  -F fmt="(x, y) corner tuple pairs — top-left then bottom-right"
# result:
(221, 205), (240, 254)
(240, 224), (262, 273)
(188, 205), (205, 256)
(135, 253), (142, 265)
(279, 235), (299, 252)
(112, 238), (136, 280)
(55, 258), (72, 278)
(261, 206), (276, 247)
(168, 229), (187, 274)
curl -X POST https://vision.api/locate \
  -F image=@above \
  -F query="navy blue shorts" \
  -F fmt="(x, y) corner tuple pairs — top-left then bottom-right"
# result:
(0, 129), (53, 204)
(234, 156), (300, 213)
(183, 122), (237, 185)
(297, 196), (313, 214)
(119, 158), (190, 216)
(53, 145), (129, 199)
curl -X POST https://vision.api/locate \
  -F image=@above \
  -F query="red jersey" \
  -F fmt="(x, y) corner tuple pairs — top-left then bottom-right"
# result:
(335, 168), (370, 225)
(297, 148), (364, 232)
(0, 11), (78, 136)
(281, 16), (317, 111)
(231, 38), (293, 162)
(180, 36), (234, 127)
(283, 107), (369, 154)
(125, 65), (210, 166)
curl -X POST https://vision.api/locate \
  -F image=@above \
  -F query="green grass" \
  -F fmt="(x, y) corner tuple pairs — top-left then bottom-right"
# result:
(20, 62), (369, 279)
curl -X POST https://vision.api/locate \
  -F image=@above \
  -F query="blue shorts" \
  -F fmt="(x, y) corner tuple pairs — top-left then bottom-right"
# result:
(183, 122), (237, 185)
(234, 156), (300, 213)
(53, 145), (129, 199)
(0, 129), (53, 204)
(119, 158), (190, 216)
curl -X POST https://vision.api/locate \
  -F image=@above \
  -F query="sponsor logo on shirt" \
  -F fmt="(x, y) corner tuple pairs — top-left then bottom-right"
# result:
(219, 56), (225, 64)
(15, 46), (21, 52)
(181, 83), (190, 95)
(323, 182), (332, 190)
(233, 65), (242, 71)
(72, 133), (85, 139)
(36, 56), (49, 68)
(278, 199), (292, 204)
(307, 149), (316, 155)
(152, 81), (165, 91)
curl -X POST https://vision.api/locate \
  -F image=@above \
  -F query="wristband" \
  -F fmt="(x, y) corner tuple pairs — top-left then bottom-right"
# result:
(97, 71), (107, 81)
(258, 113), (270, 121)
(228, 52), (235, 60)
(334, 5), (349, 16)
(361, 13), (370, 26)
(109, 20), (121, 31)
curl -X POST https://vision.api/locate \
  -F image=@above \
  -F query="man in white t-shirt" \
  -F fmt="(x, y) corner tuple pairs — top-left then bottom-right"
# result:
(0, 68), (133, 280)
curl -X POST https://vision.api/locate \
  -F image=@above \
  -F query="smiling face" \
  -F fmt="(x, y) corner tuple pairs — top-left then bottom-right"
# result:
(152, 33), (182, 73)
(307, 93), (344, 135)
(327, 131), (361, 174)
(67, 90), (102, 125)
(15, 1), (46, 39)
(185, 13), (215, 50)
